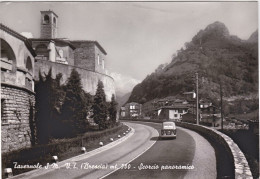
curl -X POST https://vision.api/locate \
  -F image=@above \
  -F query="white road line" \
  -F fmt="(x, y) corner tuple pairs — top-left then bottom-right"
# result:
(100, 126), (159, 179)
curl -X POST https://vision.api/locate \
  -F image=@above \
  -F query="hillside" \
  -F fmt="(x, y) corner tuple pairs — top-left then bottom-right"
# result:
(128, 22), (258, 111)
(116, 91), (131, 109)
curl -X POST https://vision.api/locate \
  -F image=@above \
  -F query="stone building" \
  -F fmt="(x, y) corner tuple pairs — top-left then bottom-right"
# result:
(1, 24), (36, 153)
(31, 10), (115, 101)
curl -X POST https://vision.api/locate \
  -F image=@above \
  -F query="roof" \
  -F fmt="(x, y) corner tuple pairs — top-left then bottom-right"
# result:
(40, 10), (58, 17)
(0, 23), (36, 57)
(30, 38), (76, 50)
(71, 40), (107, 55)
(158, 105), (189, 110)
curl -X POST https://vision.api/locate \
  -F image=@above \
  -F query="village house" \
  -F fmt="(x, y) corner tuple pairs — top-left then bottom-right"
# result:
(157, 105), (189, 121)
(121, 102), (142, 118)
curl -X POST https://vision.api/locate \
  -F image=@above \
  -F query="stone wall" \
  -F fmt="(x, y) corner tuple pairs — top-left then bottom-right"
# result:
(34, 59), (115, 101)
(94, 45), (106, 74)
(120, 119), (253, 178)
(72, 42), (96, 71)
(1, 84), (35, 154)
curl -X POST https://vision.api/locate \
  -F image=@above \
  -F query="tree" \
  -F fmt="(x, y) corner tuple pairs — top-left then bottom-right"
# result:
(108, 94), (118, 126)
(61, 69), (88, 136)
(92, 80), (108, 130)
(35, 69), (53, 144)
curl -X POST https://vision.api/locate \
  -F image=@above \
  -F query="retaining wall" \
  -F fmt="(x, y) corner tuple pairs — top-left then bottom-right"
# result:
(121, 119), (253, 178)
(34, 59), (115, 101)
(1, 83), (35, 154)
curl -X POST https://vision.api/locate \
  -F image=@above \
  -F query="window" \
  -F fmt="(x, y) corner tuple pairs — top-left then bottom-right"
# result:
(102, 59), (105, 69)
(59, 50), (63, 58)
(97, 54), (100, 65)
(174, 114), (178, 117)
(25, 57), (33, 73)
(53, 17), (56, 25)
(43, 15), (50, 24)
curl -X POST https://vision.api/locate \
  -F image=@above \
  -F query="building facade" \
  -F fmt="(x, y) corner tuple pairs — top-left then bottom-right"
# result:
(1, 24), (36, 153)
(121, 102), (142, 118)
(31, 10), (115, 101)
(157, 105), (189, 121)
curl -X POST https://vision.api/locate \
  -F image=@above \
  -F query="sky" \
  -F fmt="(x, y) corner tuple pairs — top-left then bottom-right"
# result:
(0, 2), (258, 93)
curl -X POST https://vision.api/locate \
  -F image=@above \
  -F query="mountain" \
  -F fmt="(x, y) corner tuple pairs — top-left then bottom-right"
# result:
(128, 22), (258, 108)
(247, 30), (258, 43)
(116, 91), (131, 109)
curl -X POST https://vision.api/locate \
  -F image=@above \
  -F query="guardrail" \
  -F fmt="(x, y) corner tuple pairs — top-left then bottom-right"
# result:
(121, 118), (253, 179)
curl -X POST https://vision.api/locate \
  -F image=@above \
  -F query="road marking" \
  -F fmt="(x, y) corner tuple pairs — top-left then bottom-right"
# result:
(100, 125), (159, 179)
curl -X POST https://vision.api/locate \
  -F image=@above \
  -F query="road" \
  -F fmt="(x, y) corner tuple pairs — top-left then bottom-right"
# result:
(108, 121), (216, 179)
(11, 121), (216, 179)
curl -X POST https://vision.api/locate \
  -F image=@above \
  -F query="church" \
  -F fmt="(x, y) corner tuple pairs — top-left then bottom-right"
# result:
(0, 10), (115, 153)
(31, 10), (115, 101)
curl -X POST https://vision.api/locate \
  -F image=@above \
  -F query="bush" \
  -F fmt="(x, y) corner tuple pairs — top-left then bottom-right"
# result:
(2, 123), (123, 177)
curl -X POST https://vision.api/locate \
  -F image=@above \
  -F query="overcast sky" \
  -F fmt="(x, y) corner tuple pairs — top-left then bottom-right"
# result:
(0, 2), (258, 93)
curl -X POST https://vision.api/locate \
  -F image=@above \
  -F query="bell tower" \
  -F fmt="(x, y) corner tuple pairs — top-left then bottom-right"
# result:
(40, 10), (58, 39)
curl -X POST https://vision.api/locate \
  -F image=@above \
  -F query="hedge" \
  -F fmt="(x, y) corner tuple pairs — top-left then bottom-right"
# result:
(2, 123), (123, 177)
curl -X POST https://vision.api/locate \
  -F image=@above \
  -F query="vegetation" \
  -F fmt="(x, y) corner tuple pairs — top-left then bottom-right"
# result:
(2, 123), (126, 177)
(108, 94), (118, 126)
(35, 69), (115, 144)
(128, 21), (258, 118)
(92, 80), (109, 130)
(60, 69), (90, 137)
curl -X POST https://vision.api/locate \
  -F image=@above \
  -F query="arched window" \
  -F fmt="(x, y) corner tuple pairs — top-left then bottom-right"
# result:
(43, 15), (49, 24)
(0, 38), (16, 72)
(53, 17), (56, 25)
(26, 57), (33, 73)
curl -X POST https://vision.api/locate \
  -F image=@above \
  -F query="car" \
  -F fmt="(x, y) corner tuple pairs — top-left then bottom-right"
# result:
(160, 121), (177, 139)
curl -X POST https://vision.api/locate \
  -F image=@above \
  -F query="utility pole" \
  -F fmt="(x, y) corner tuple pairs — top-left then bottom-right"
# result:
(220, 81), (223, 130)
(196, 72), (199, 125)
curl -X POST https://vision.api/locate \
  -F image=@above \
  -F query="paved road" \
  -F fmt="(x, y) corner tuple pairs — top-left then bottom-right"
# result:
(107, 121), (216, 179)
(107, 121), (196, 179)
(11, 121), (216, 179)
(12, 122), (158, 179)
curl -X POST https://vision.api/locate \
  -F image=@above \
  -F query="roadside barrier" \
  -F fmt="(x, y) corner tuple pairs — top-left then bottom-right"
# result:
(121, 118), (253, 179)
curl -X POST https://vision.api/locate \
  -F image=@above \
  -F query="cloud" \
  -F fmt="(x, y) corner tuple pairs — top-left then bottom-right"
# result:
(21, 32), (33, 38)
(110, 72), (140, 94)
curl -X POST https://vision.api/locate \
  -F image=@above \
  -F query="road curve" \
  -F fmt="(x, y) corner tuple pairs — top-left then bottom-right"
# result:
(107, 121), (216, 179)
(13, 122), (158, 179)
